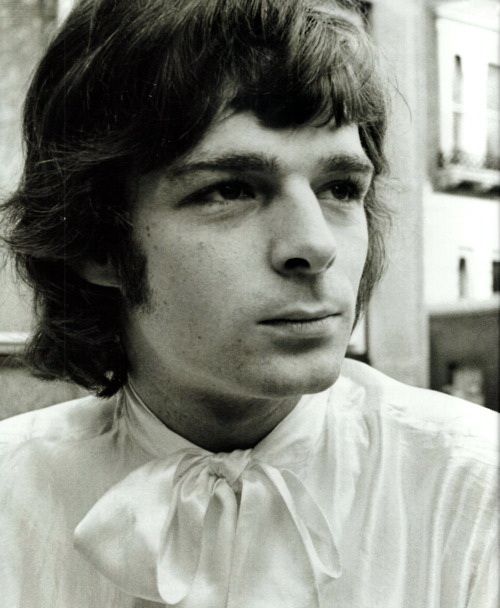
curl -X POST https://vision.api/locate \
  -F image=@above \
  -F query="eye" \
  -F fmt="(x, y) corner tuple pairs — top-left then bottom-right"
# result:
(319, 179), (363, 203)
(331, 181), (359, 201)
(190, 180), (256, 204)
(217, 181), (255, 200)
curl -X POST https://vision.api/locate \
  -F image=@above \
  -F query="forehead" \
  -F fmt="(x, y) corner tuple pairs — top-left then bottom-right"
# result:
(168, 112), (371, 176)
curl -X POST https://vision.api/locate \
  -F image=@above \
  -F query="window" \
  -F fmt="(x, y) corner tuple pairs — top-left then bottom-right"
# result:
(493, 261), (500, 294)
(452, 55), (463, 104)
(458, 257), (468, 298)
(452, 112), (463, 161)
(487, 64), (500, 111)
(452, 55), (464, 159)
(486, 64), (500, 167)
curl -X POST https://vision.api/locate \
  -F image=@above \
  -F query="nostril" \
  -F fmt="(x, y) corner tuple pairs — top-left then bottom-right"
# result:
(284, 257), (310, 271)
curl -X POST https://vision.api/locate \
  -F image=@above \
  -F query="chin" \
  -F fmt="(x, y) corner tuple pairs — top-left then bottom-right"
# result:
(251, 353), (344, 398)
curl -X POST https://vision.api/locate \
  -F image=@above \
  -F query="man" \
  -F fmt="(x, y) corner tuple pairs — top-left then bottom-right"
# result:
(0, 0), (497, 607)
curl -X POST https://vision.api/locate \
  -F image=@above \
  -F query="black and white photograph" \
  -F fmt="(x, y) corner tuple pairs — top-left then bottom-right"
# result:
(0, 1), (498, 606)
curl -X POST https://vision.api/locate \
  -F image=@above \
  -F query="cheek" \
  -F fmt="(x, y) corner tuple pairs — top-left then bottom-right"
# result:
(337, 216), (369, 279)
(144, 230), (247, 315)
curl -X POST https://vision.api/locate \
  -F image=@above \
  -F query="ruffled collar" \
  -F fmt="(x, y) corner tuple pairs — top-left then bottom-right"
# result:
(122, 380), (332, 469)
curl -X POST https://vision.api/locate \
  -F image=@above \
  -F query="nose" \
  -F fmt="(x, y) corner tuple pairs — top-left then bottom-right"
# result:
(270, 180), (337, 277)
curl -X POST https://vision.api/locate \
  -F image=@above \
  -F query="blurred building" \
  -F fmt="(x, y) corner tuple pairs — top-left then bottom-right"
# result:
(360, 0), (499, 410)
(424, 0), (499, 409)
(427, 0), (499, 305)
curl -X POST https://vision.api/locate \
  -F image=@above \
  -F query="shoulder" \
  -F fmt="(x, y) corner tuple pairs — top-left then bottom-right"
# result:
(0, 392), (119, 454)
(0, 394), (123, 597)
(0, 391), (124, 530)
(339, 358), (498, 467)
(338, 359), (498, 558)
(333, 360), (498, 606)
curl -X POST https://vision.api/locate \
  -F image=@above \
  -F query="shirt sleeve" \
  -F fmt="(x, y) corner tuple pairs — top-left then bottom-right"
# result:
(467, 531), (499, 608)
(0, 440), (65, 607)
(0, 407), (136, 608)
(0, 441), (114, 608)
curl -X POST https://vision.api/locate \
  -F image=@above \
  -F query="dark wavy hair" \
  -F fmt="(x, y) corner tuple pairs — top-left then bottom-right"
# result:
(2, 0), (390, 396)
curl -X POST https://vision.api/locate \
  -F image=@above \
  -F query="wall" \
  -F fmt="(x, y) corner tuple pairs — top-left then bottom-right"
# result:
(0, 0), (85, 416)
(436, 0), (499, 162)
(367, 0), (429, 387)
(0, 0), (57, 332)
(424, 190), (500, 305)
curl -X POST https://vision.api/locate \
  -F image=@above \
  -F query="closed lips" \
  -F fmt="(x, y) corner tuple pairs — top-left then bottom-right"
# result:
(260, 310), (340, 323)
(261, 315), (336, 324)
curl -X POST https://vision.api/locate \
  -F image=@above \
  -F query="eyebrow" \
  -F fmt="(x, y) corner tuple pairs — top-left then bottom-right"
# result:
(166, 152), (374, 179)
(319, 154), (374, 176)
(167, 154), (278, 177)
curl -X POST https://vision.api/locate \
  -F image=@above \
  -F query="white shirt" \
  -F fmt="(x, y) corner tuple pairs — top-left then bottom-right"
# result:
(0, 359), (497, 608)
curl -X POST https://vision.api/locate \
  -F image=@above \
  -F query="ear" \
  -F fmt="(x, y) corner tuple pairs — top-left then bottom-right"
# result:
(77, 259), (121, 289)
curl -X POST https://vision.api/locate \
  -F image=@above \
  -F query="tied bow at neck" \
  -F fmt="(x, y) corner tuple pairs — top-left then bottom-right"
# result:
(74, 448), (341, 607)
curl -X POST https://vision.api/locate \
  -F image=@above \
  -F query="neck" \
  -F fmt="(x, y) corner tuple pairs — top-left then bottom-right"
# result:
(128, 371), (300, 453)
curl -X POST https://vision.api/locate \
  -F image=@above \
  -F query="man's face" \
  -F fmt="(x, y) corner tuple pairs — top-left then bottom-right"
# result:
(126, 112), (372, 400)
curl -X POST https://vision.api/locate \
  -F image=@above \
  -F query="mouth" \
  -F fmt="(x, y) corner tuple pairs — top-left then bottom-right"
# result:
(259, 312), (341, 337)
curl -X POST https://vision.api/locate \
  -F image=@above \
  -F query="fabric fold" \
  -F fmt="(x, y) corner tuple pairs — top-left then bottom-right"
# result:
(74, 448), (341, 607)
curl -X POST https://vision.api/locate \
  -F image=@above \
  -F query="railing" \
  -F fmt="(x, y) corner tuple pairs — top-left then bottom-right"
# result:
(0, 332), (28, 357)
(436, 150), (500, 194)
